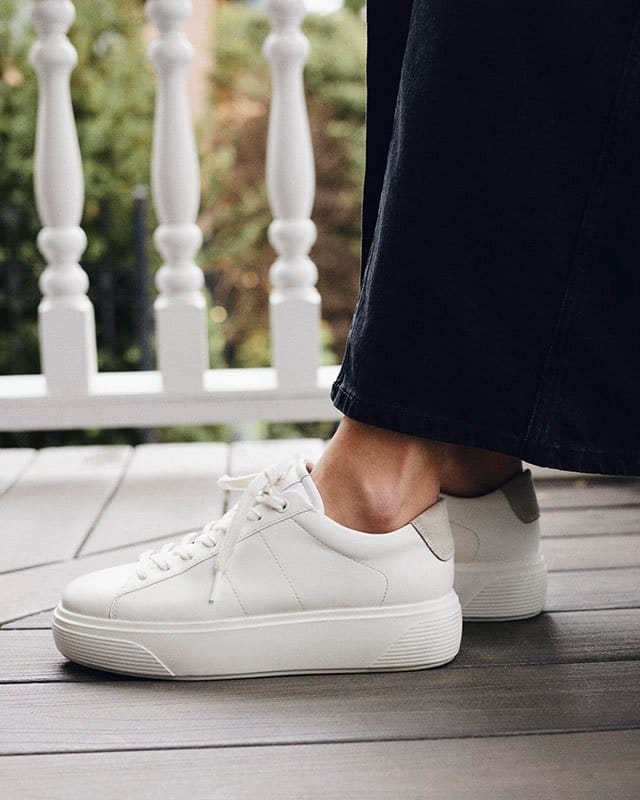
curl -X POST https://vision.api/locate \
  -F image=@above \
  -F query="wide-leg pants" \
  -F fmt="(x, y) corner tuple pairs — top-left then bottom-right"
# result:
(331, 0), (640, 474)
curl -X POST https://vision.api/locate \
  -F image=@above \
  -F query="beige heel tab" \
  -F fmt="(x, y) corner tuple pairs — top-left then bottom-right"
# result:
(411, 498), (454, 561)
(500, 469), (540, 523)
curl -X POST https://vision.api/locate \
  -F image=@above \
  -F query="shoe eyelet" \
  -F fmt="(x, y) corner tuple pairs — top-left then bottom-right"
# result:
(279, 500), (289, 513)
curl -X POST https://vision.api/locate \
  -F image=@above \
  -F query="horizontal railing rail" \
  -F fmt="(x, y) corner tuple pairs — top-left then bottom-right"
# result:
(0, 0), (340, 431)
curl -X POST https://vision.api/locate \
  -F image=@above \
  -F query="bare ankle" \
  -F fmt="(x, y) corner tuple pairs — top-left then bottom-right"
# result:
(311, 418), (443, 532)
(441, 444), (521, 497)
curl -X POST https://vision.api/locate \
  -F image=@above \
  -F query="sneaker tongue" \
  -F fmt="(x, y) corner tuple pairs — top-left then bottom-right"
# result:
(280, 457), (324, 513)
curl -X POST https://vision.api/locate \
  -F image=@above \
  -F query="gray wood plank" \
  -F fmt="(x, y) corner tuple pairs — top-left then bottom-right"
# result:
(3, 731), (639, 800)
(457, 609), (640, 667)
(0, 630), (96, 683)
(542, 507), (640, 538)
(1, 609), (54, 630)
(80, 443), (229, 555)
(543, 533), (640, 571)
(0, 448), (35, 496)
(228, 439), (326, 477)
(1, 661), (638, 754)
(536, 479), (640, 510)
(0, 446), (131, 573)
(0, 533), (178, 625)
(546, 568), (640, 611)
(2, 609), (638, 684)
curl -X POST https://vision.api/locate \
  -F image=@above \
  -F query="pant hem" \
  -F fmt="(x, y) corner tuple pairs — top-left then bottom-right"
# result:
(331, 381), (640, 476)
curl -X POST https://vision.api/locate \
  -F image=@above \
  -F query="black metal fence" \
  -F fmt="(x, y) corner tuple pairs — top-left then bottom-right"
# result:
(0, 187), (154, 376)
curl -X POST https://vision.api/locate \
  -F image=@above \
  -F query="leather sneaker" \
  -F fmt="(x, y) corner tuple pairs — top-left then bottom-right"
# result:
(53, 457), (462, 678)
(445, 469), (547, 620)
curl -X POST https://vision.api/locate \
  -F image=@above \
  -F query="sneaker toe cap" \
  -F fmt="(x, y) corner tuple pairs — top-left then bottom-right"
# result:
(61, 564), (136, 618)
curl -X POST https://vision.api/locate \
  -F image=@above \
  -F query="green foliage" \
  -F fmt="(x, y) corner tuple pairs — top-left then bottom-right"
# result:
(0, 0), (155, 377)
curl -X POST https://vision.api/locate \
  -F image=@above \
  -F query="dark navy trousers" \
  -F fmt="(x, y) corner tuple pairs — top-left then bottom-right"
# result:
(332, 0), (640, 475)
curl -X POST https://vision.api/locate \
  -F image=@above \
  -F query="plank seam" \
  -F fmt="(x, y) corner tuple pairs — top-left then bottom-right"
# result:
(75, 447), (135, 557)
(1, 726), (639, 758)
(0, 450), (37, 500)
(2, 653), (640, 686)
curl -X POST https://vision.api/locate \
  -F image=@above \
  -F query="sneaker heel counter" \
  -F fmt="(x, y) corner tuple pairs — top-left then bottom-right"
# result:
(501, 469), (540, 524)
(410, 498), (455, 562)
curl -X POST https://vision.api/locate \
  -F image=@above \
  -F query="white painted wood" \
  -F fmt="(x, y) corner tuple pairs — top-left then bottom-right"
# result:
(0, 446), (131, 573)
(0, 365), (342, 430)
(264, 0), (322, 389)
(145, 0), (209, 392)
(81, 443), (229, 554)
(0, 532), (178, 624)
(0, 450), (36, 497)
(29, 0), (97, 395)
(229, 438), (326, 478)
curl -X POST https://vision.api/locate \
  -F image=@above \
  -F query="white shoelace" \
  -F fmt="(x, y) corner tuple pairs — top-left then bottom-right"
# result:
(135, 460), (291, 602)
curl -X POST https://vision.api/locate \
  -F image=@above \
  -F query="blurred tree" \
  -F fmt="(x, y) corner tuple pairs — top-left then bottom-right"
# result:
(200, 1), (366, 369)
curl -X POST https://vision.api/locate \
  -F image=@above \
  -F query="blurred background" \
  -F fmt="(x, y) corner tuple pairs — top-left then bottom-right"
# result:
(0, 0), (367, 447)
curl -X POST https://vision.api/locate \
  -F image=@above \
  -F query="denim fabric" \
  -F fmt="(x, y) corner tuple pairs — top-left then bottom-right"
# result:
(332, 0), (640, 475)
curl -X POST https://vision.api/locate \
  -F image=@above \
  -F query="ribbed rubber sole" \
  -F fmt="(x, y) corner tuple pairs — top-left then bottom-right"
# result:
(52, 590), (462, 679)
(454, 557), (547, 621)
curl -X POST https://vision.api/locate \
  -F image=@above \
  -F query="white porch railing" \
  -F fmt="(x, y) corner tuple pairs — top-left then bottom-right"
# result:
(0, 0), (341, 431)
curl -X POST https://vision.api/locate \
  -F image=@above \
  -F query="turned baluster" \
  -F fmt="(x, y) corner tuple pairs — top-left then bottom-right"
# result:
(29, 0), (97, 394)
(264, 0), (321, 389)
(145, 0), (208, 392)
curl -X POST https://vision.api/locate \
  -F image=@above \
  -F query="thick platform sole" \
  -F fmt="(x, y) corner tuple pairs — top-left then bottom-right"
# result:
(454, 557), (547, 621)
(52, 590), (462, 679)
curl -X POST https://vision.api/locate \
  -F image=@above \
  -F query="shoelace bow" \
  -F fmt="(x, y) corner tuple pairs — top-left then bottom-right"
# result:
(135, 460), (291, 602)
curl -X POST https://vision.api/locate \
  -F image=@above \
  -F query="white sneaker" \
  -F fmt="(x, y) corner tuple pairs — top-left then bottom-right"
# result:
(445, 469), (547, 621)
(53, 457), (462, 679)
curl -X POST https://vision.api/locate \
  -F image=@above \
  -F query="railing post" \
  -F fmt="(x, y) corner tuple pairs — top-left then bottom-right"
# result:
(264, 0), (321, 389)
(29, 0), (97, 395)
(145, 0), (209, 392)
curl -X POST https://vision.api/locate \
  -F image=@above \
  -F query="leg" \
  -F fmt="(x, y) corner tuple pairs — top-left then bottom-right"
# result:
(441, 444), (522, 497)
(312, 417), (444, 531)
(312, 419), (524, 528)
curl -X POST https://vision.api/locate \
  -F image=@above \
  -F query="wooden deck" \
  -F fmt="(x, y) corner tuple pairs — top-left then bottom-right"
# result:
(1, 441), (639, 798)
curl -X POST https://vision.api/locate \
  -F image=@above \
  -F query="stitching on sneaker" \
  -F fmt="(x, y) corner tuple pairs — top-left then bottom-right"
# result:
(224, 571), (249, 616)
(259, 531), (305, 610)
(236, 508), (309, 543)
(291, 518), (390, 606)
(112, 551), (215, 611)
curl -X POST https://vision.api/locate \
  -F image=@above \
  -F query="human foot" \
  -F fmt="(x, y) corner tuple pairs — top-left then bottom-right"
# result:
(53, 456), (461, 678)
